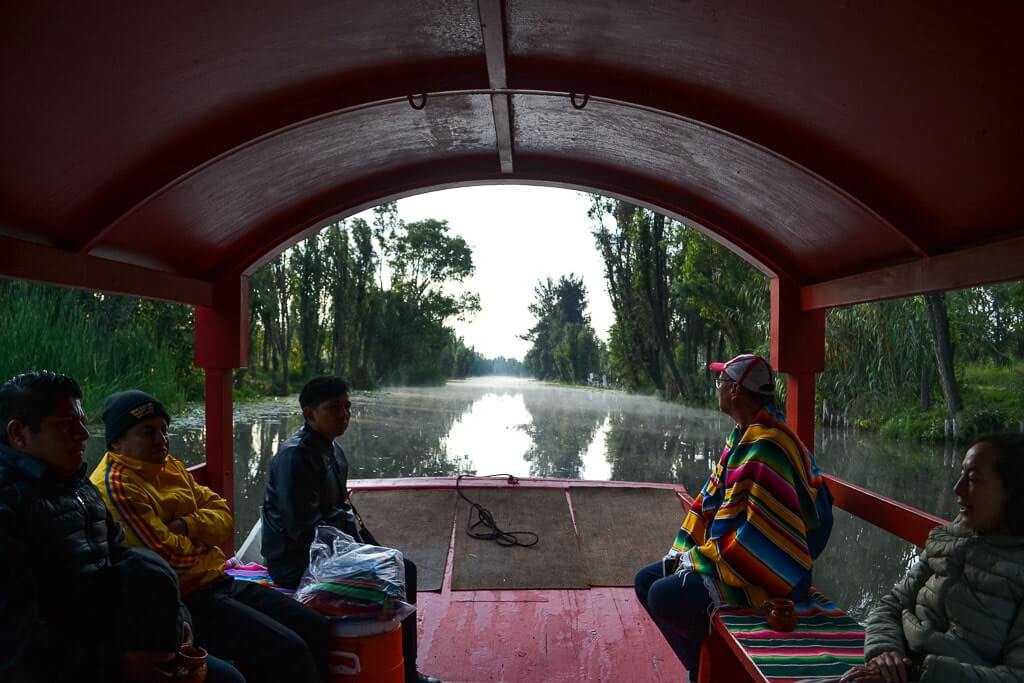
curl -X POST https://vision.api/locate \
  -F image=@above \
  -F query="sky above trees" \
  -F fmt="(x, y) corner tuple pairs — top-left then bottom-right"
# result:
(351, 186), (613, 360)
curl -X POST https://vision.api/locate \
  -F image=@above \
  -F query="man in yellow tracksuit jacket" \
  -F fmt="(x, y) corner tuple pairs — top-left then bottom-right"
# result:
(91, 390), (329, 683)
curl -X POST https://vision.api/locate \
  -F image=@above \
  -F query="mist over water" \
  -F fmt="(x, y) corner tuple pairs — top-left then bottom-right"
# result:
(83, 376), (962, 622)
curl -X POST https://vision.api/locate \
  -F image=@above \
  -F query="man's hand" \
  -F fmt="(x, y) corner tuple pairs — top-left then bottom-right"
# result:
(182, 620), (193, 647)
(166, 518), (188, 535)
(121, 651), (175, 682)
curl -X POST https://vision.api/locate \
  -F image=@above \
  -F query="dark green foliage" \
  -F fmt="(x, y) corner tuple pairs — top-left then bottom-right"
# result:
(0, 281), (201, 418)
(0, 205), (515, 418)
(590, 197), (768, 400)
(820, 285), (1024, 438)
(820, 298), (934, 416)
(588, 195), (1023, 439)
(522, 275), (607, 384)
(293, 236), (327, 381)
(245, 206), (503, 391)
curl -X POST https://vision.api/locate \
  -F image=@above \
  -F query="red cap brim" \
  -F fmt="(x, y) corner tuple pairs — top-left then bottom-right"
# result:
(708, 361), (727, 372)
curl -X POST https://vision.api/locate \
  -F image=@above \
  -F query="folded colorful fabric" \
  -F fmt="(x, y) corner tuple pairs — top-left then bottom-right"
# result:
(222, 555), (410, 620)
(223, 559), (294, 594)
(717, 591), (865, 683)
(224, 558), (266, 572)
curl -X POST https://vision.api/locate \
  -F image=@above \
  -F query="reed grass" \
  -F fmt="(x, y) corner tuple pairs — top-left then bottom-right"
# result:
(0, 282), (198, 419)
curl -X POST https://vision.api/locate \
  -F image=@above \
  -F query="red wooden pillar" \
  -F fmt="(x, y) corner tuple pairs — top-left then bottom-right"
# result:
(770, 278), (826, 447)
(194, 277), (250, 527)
(201, 367), (234, 501)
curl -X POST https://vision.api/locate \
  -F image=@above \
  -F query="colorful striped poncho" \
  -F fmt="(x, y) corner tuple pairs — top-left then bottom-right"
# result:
(671, 404), (828, 608)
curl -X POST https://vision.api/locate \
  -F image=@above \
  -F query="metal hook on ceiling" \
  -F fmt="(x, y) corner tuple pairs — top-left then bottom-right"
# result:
(408, 93), (428, 110)
(569, 92), (589, 110)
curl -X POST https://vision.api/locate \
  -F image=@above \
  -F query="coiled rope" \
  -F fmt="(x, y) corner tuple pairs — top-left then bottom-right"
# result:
(455, 474), (539, 548)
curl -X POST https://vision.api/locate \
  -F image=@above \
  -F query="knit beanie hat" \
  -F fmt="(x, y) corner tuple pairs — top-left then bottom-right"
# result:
(102, 390), (171, 449)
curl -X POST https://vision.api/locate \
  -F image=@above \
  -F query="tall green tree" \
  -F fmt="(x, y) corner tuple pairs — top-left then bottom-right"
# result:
(324, 222), (352, 377)
(245, 210), (488, 390)
(593, 200), (665, 393)
(293, 234), (326, 380)
(590, 197), (767, 398)
(372, 216), (480, 385)
(269, 254), (294, 393)
(348, 217), (379, 387)
(523, 275), (605, 384)
(925, 292), (962, 416)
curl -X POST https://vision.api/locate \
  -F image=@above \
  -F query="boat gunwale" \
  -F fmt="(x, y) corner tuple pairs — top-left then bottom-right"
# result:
(348, 476), (690, 495)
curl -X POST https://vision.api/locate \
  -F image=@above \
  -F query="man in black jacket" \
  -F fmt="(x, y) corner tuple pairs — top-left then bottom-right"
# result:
(0, 371), (243, 683)
(262, 375), (441, 683)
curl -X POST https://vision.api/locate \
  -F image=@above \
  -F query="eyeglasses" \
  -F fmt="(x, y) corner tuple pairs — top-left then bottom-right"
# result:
(715, 376), (734, 389)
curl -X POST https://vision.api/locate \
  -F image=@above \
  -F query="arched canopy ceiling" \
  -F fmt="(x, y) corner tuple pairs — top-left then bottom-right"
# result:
(1, 1), (1022, 310)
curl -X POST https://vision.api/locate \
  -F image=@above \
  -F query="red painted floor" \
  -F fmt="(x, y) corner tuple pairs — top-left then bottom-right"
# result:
(416, 587), (686, 682)
(347, 478), (690, 682)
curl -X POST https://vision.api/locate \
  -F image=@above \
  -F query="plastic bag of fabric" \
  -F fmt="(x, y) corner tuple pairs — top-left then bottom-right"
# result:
(294, 525), (414, 621)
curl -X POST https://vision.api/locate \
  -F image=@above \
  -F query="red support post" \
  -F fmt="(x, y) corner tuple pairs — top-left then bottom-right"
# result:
(785, 372), (817, 447)
(193, 277), (250, 552)
(203, 367), (234, 512)
(770, 278), (826, 447)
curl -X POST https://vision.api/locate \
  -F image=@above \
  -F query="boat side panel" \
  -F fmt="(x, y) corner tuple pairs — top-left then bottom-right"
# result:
(698, 614), (766, 683)
(825, 474), (946, 548)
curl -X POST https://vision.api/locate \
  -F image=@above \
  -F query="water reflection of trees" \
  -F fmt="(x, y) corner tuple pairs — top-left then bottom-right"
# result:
(176, 429), (208, 467)
(84, 438), (108, 472)
(812, 427), (961, 621)
(230, 416), (300, 547)
(817, 426), (960, 519)
(518, 390), (608, 478)
(341, 388), (478, 478)
(605, 410), (722, 496)
(812, 510), (920, 622)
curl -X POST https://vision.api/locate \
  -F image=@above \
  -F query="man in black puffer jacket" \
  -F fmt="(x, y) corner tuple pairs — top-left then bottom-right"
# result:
(0, 371), (238, 683)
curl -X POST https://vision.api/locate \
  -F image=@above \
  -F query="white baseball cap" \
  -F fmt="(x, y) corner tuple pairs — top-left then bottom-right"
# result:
(709, 354), (775, 396)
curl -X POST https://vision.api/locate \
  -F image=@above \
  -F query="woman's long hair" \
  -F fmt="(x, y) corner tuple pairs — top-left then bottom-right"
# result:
(979, 433), (1024, 536)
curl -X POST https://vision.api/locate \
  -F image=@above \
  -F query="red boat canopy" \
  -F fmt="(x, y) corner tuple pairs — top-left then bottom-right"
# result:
(3, 2), (1023, 498)
(2, 1), (1021, 308)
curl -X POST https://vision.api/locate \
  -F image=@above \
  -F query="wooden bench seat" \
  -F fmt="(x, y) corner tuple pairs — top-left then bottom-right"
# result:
(698, 592), (864, 682)
(696, 475), (947, 682)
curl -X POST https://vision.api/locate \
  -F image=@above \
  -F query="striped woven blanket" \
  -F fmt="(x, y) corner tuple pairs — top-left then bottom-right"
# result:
(716, 592), (864, 683)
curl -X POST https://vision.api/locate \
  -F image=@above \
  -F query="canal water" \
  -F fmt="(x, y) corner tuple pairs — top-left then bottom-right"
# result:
(83, 376), (962, 621)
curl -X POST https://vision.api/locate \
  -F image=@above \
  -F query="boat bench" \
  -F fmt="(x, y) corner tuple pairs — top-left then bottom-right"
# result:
(697, 591), (865, 683)
(696, 474), (948, 682)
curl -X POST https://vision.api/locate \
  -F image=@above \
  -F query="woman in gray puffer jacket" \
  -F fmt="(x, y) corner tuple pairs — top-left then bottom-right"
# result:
(844, 434), (1024, 683)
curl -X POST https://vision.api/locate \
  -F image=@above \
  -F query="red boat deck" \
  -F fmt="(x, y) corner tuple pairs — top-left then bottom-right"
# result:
(417, 587), (684, 682)
(353, 477), (691, 682)
(234, 473), (945, 682)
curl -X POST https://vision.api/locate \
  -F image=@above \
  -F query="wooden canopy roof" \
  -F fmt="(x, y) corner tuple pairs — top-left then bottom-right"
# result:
(2, 2), (1022, 309)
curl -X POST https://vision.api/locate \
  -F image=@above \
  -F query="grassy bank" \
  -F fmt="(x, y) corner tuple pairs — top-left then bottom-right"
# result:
(867, 362), (1024, 443)
(0, 284), (201, 419)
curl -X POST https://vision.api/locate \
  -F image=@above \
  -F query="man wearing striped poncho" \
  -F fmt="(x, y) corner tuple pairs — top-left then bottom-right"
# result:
(635, 354), (832, 682)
